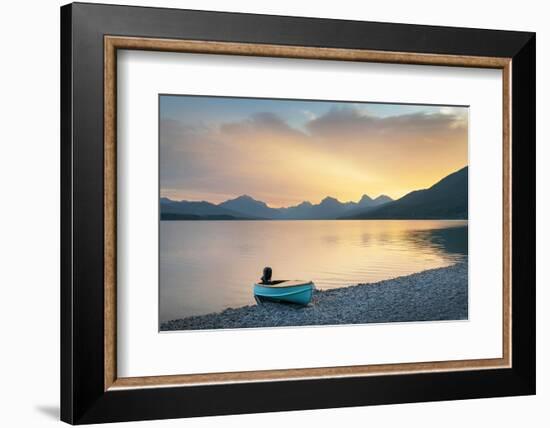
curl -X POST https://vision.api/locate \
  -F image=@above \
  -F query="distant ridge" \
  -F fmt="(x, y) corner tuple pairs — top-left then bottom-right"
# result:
(342, 167), (468, 220)
(161, 212), (257, 221)
(219, 195), (281, 219)
(342, 194), (394, 218)
(160, 198), (261, 220)
(161, 167), (469, 221)
(161, 193), (393, 220)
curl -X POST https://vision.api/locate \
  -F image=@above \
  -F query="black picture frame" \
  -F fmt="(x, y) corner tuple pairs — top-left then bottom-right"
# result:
(61, 2), (535, 424)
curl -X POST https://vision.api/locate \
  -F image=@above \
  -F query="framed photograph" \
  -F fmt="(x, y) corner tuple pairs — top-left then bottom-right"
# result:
(61, 2), (535, 424)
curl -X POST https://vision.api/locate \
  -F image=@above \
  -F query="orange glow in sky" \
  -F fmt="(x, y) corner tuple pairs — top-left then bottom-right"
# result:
(160, 96), (468, 207)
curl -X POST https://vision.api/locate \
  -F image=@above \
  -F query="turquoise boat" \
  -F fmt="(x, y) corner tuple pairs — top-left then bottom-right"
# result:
(253, 280), (315, 305)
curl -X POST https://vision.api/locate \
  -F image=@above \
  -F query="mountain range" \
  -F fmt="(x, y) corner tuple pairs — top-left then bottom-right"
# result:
(342, 166), (468, 220)
(161, 166), (467, 220)
(161, 193), (392, 220)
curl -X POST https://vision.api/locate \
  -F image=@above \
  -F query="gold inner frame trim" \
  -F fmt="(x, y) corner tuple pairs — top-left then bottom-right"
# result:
(104, 35), (512, 391)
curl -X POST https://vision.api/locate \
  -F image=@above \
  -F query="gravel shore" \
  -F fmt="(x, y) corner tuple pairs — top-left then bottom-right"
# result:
(161, 262), (468, 331)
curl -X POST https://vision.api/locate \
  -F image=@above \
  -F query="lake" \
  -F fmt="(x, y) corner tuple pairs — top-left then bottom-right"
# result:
(159, 220), (468, 322)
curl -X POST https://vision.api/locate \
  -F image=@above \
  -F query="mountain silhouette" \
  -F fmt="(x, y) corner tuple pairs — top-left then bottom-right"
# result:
(342, 194), (395, 218)
(278, 201), (314, 219)
(160, 194), (394, 220)
(343, 167), (468, 219)
(218, 195), (281, 219)
(159, 167), (469, 221)
(373, 195), (393, 205)
(160, 198), (258, 220)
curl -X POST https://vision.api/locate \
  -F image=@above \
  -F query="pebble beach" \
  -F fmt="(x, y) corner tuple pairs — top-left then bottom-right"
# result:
(160, 262), (468, 331)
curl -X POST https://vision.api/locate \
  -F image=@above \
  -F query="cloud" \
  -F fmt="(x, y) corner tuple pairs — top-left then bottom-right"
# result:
(301, 110), (318, 121)
(220, 112), (306, 140)
(306, 105), (467, 140)
(160, 105), (468, 205)
(438, 106), (468, 129)
(159, 119), (234, 193)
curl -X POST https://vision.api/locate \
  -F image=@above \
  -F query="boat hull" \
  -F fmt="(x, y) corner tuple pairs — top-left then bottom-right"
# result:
(253, 281), (314, 305)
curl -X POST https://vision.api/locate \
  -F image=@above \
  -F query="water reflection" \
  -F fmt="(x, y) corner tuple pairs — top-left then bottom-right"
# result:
(160, 220), (468, 322)
(414, 226), (468, 256)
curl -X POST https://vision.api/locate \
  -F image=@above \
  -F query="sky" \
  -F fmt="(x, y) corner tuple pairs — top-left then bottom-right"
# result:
(160, 95), (468, 208)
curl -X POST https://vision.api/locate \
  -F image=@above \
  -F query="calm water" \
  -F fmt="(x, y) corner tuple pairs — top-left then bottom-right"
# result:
(160, 220), (468, 322)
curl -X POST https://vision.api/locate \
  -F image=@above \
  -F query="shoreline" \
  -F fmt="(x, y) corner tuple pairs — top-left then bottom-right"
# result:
(161, 262), (468, 331)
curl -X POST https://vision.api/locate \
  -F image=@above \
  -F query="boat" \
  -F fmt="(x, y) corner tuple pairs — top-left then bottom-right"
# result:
(253, 280), (315, 305)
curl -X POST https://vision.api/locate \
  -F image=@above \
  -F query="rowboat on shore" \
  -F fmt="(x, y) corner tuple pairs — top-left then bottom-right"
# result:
(253, 280), (315, 305)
